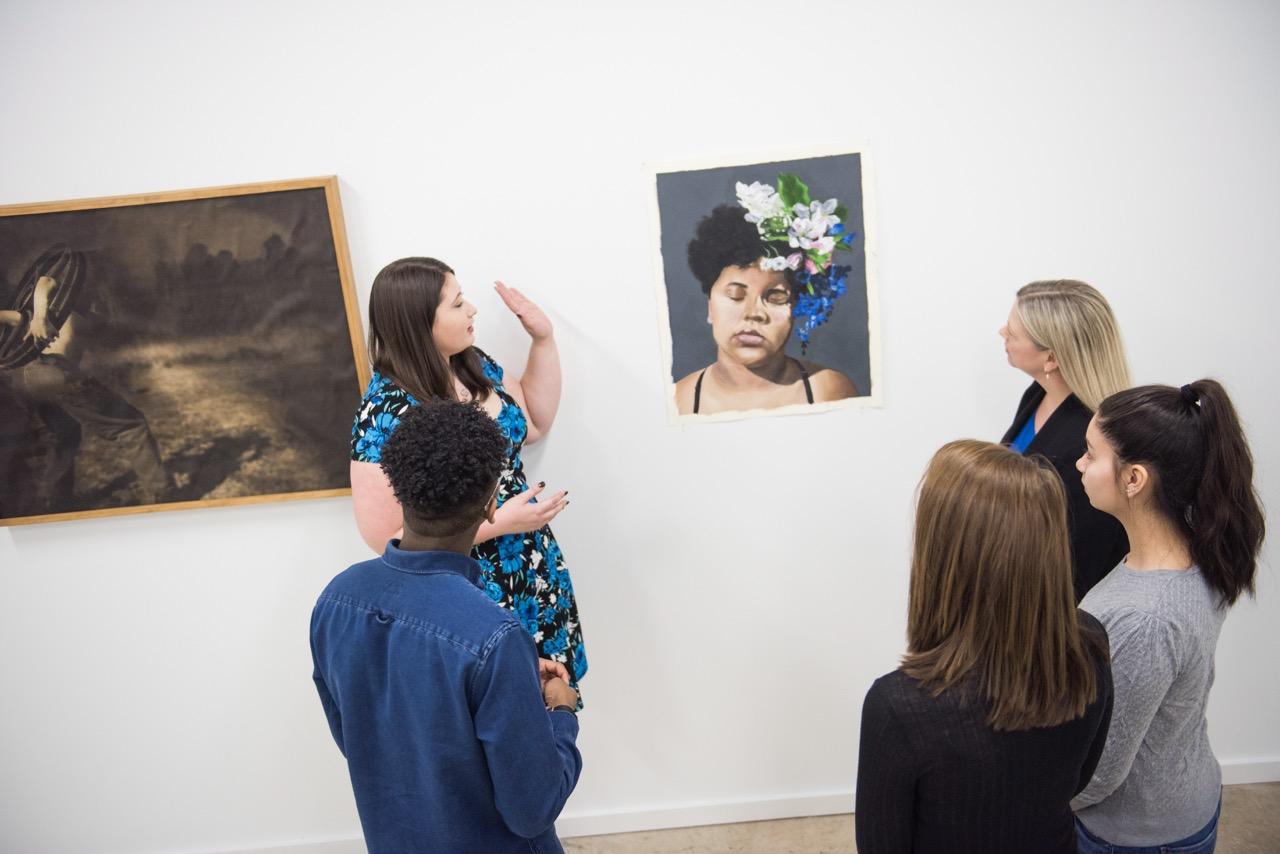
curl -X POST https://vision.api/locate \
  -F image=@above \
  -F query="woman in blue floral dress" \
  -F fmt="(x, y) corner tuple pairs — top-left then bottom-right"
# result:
(349, 257), (587, 694)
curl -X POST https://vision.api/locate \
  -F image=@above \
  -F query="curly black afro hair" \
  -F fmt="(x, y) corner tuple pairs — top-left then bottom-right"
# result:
(379, 399), (508, 534)
(686, 204), (794, 294)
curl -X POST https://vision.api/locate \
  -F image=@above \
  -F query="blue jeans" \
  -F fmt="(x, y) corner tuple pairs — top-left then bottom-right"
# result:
(1075, 798), (1220, 853)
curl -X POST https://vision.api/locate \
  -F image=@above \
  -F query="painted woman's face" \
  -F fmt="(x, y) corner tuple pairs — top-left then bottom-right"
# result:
(707, 262), (793, 368)
(431, 273), (477, 357)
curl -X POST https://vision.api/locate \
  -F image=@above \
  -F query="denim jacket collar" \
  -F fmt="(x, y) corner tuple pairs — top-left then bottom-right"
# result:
(380, 541), (483, 588)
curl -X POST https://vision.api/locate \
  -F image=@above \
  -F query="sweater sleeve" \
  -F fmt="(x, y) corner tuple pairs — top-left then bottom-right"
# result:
(1072, 611), (1178, 808)
(471, 621), (583, 839)
(855, 678), (916, 854)
(1074, 615), (1114, 795)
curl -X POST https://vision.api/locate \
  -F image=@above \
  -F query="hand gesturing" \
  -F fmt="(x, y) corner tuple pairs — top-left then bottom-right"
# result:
(495, 281), (553, 342)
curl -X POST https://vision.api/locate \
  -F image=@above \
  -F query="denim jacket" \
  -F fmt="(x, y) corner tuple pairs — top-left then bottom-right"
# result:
(311, 543), (582, 853)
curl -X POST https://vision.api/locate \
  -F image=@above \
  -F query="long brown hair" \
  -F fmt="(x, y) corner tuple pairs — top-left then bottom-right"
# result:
(1097, 380), (1265, 606)
(903, 440), (1102, 731)
(367, 257), (491, 403)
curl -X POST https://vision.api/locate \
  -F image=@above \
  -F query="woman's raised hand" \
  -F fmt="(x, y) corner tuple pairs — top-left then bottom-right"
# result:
(493, 481), (568, 535)
(495, 281), (553, 342)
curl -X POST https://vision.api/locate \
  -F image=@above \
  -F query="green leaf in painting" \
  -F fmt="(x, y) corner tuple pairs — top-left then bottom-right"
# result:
(776, 173), (811, 209)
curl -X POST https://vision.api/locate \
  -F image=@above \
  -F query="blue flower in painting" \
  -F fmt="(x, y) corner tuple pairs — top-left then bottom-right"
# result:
(485, 581), (504, 602)
(542, 626), (569, 656)
(829, 222), (845, 237)
(356, 411), (400, 462)
(516, 597), (540, 635)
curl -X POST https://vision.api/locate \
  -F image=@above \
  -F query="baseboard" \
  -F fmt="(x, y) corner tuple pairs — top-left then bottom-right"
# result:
(558, 757), (1280, 839)
(211, 841), (365, 854)
(557, 790), (852, 838)
(1221, 758), (1280, 785)
(211, 759), (1280, 851)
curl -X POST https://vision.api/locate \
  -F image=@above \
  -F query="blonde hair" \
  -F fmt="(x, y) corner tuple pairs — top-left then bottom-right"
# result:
(1015, 280), (1130, 411)
(903, 440), (1103, 731)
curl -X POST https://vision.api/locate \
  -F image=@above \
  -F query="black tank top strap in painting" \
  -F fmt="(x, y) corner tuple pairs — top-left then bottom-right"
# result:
(795, 359), (814, 404)
(692, 359), (813, 414)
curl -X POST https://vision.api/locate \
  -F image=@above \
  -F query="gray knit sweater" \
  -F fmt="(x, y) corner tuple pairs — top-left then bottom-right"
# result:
(1072, 564), (1225, 845)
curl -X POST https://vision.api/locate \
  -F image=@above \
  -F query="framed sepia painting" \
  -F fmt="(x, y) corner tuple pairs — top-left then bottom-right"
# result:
(650, 148), (880, 423)
(0, 176), (368, 526)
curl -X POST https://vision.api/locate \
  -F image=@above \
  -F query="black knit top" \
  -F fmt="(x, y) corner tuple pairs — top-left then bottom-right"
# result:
(854, 612), (1113, 853)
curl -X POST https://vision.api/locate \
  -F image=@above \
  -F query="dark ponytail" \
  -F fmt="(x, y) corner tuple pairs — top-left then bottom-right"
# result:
(1096, 379), (1265, 606)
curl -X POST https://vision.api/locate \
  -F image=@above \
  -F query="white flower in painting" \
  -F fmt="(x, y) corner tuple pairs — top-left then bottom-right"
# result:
(736, 181), (786, 223)
(759, 256), (790, 271)
(787, 199), (842, 249)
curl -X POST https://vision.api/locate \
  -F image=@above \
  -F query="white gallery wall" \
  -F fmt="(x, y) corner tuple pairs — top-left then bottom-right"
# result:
(2, 1), (1278, 851)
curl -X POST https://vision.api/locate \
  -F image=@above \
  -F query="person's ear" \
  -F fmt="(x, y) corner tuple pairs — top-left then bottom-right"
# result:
(484, 485), (499, 524)
(1043, 351), (1059, 376)
(1123, 463), (1150, 500)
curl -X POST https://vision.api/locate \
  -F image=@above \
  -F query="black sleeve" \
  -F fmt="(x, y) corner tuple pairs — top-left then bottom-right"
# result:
(1075, 612), (1114, 795)
(855, 678), (916, 854)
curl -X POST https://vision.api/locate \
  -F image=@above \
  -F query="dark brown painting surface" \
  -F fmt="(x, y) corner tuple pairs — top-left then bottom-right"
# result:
(0, 188), (361, 522)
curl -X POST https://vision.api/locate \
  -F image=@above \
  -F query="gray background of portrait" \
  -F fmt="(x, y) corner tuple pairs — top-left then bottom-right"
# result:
(656, 153), (869, 394)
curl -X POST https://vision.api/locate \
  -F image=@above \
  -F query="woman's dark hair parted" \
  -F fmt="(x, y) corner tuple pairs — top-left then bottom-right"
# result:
(686, 204), (794, 295)
(368, 257), (492, 403)
(379, 400), (508, 535)
(904, 440), (1105, 731)
(1096, 379), (1266, 605)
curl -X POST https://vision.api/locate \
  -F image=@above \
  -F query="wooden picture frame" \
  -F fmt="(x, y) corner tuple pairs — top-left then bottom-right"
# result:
(0, 176), (368, 526)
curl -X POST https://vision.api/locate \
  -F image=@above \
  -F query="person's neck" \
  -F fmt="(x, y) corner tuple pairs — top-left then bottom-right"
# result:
(1034, 373), (1072, 418)
(712, 351), (794, 388)
(1120, 506), (1193, 571)
(398, 527), (478, 555)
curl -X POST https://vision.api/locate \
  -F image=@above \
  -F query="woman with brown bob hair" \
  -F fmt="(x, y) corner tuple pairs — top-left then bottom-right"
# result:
(856, 440), (1113, 853)
(350, 257), (587, 697)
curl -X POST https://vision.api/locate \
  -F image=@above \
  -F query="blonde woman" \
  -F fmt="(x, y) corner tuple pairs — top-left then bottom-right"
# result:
(855, 441), (1113, 853)
(999, 280), (1131, 600)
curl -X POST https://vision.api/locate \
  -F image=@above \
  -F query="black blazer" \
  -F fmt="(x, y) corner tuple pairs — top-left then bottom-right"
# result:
(1002, 383), (1128, 601)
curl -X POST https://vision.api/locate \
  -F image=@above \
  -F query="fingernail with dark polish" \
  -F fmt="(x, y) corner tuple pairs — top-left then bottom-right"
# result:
(538, 481), (546, 488)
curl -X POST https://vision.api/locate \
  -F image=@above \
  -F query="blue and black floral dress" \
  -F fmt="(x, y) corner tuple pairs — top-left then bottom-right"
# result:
(350, 350), (588, 694)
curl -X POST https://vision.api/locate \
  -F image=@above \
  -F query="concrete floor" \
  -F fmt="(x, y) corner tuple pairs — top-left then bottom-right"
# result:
(563, 782), (1280, 853)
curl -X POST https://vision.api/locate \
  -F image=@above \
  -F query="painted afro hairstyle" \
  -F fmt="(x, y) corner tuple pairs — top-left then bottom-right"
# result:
(686, 204), (794, 295)
(379, 399), (508, 528)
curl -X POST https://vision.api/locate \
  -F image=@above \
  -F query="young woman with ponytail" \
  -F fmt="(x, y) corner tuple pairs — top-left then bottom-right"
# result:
(1071, 380), (1266, 854)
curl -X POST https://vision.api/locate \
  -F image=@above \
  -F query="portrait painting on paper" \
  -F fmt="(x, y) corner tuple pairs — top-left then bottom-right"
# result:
(651, 149), (879, 422)
(0, 177), (367, 526)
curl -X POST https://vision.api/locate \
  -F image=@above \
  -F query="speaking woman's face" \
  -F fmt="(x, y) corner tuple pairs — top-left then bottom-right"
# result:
(707, 262), (793, 368)
(431, 273), (478, 357)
